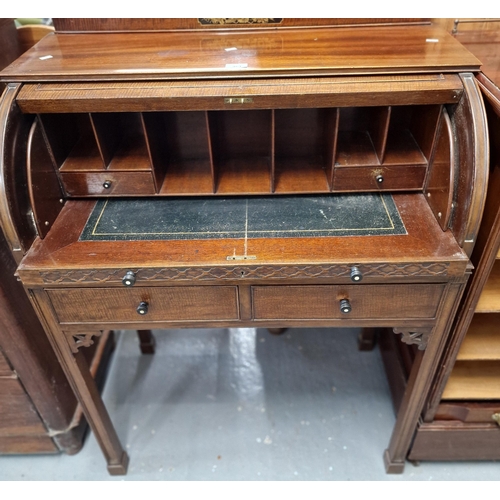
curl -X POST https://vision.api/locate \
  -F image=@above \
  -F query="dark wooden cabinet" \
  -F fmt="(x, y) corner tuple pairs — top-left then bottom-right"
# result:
(0, 18), (115, 455)
(381, 23), (500, 462)
(0, 19), (491, 474)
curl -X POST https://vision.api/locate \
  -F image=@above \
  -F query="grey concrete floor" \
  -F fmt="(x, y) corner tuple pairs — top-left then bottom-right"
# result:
(0, 327), (499, 481)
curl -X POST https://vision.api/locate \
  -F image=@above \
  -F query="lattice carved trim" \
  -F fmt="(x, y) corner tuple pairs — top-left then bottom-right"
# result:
(67, 331), (103, 353)
(393, 328), (433, 351)
(39, 262), (449, 284)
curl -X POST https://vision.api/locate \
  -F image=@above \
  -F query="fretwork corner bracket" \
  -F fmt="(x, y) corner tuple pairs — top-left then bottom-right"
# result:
(67, 332), (103, 353)
(393, 328), (433, 350)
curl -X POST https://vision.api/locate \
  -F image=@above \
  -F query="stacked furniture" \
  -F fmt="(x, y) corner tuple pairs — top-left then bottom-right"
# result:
(0, 18), (491, 474)
(383, 21), (500, 462)
(0, 17), (114, 456)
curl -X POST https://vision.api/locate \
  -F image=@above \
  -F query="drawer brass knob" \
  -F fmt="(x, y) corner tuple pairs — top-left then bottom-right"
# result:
(103, 180), (112, 189)
(340, 299), (351, 314)
(375, 175), (384, 184)
(350, 266), (363, 282)
(137, 301), (149, 315)
(122, 271), (136, 286)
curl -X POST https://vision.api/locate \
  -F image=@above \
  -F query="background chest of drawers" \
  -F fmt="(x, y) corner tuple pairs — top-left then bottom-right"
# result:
(381, 20), (500, 462)
(0, 18), (115, 456)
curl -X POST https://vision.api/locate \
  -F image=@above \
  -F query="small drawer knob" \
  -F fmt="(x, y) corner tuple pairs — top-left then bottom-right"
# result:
(137, 301), (149, 315)
(122, 271), (136, 287)
(375, 175), (384, 184)
(103, 180), (112, 189)
(350, 266), (363, 282)
(340, 299), (351, 314)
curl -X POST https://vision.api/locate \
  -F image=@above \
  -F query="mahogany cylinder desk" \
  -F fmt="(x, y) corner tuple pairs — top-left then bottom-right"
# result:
(0, 19), (491, 474)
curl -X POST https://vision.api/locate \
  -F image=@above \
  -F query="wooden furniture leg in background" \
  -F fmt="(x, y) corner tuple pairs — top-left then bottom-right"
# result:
(137, 330), (155, 354)
(267, 328), (287, 335)
(358, 328), (379, 351)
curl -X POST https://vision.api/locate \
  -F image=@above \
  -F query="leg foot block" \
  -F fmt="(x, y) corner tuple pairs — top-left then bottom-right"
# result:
(107, 451), (129, 476)
(268, 328), (287, 335)
(138, 330), (156, 355)
(357, 328), (377, 351)
(383, 449), (405, 474)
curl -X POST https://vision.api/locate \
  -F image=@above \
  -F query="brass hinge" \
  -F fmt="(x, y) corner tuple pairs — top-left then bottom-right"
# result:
(224, 97), (253, 104)
(226, 255), (256, 260)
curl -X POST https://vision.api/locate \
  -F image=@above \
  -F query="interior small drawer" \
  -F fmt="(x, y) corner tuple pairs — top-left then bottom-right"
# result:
(332, 165), (427, 191)
(434, 401), (500, 424)
(252, 284), (444, 320)
(60, 172), (156, 196)
(47, 286), (239, 323)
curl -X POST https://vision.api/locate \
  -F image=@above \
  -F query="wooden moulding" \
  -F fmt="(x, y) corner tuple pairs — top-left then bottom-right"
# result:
(51, 18), (431, 33)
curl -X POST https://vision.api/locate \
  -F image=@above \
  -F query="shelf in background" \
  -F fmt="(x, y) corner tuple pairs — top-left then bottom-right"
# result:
(476, 260), (500, 312)
(442, 360), (500, 400)
(456, 314), (500, 360)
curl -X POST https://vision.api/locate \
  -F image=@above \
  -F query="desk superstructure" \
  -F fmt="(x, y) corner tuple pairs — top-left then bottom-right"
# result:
(0, 19), (490, 474)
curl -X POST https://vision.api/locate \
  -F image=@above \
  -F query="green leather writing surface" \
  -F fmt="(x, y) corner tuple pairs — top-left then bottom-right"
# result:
(80, 194), (406, 241)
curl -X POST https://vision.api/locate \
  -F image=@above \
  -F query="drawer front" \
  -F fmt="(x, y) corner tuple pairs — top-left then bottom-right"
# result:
(252, 284), (445, 320)
(0, 377), (49, 436)
(333, 165), (427, 191)
(435, 402), (500, 423)
(60, 172), (156, 196)
(48, 286), (239, 323)
(409, 422), (500, 461)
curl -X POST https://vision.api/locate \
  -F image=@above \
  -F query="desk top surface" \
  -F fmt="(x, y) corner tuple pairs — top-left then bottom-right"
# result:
(1, 25), (481, 82)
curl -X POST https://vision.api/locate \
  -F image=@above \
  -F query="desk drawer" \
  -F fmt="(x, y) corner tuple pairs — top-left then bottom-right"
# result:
(333, 165), (426, 191)
(48, 286), (239, 323)
(252, 284), (444, 320)
(60, 172), (156, 196)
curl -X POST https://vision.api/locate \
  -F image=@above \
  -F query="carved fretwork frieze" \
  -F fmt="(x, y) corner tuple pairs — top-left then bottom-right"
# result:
(198, 18), (283, 25)
(39, 262), (449, 284)
(66, 331), (103, 353)
(393, 328), (433, 351)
